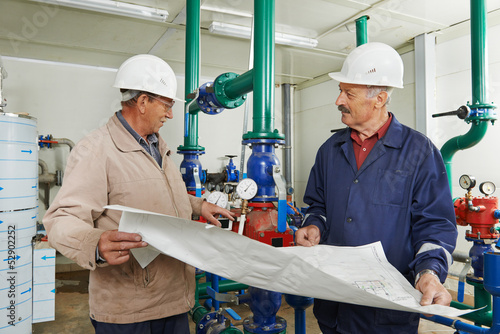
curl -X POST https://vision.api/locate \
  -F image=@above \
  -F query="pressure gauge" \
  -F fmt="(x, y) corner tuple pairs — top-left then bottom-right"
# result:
(236, 178), (258, 200)
(479, 181), (496, 196)
(459, 174), (476, 190)
(207, 191), (228, 208)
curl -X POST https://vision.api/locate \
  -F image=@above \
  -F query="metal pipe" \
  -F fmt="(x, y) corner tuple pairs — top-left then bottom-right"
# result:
(282, 83), (292, 195)
(355, 15), (369, 46)
(52, 137), (75, 151)
(0, 57), (6, 111)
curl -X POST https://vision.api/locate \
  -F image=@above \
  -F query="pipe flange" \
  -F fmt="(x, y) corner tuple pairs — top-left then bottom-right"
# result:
(213, 72), (247, 109)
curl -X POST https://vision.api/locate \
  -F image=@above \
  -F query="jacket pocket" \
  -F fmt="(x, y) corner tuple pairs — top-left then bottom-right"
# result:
(372, 169), (410, 207)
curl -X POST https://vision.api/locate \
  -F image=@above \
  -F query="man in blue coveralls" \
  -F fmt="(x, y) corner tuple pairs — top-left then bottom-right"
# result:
(295, 42), (458, 334)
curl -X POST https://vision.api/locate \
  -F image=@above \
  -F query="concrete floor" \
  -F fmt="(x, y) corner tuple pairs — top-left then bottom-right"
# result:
(31, 269), (463, 334)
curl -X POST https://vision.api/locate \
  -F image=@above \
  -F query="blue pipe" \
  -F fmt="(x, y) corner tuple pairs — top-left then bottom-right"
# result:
(284, 294), (313, 334)
(423, 315), (489, 334)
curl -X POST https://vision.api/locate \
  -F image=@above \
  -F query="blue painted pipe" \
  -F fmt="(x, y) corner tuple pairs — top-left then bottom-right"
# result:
(284, 294), (313, 334)
(422, 315), (489, 334)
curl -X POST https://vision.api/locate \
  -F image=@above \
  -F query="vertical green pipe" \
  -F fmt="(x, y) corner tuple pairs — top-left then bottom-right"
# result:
(355, 16), (369, 46)
(253, 0), (274, 137)
(183, 0), (201, 150)
(440, 0), (492, 190)
(471, 0), (488, 108)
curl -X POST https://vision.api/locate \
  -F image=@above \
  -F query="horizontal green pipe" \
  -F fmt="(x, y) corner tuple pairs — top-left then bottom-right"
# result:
(190, 300), (208, 325)
(224, 69), (254, 99)
(452, 300), (492, 326)
(450, 281), (493, 326)
(188, 70), (254, 114)
(197, 280), (248, 298)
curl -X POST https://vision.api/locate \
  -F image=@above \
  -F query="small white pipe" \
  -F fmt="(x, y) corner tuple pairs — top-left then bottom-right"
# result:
(238, 214), (246, 235)
(51, 138), (75, 151)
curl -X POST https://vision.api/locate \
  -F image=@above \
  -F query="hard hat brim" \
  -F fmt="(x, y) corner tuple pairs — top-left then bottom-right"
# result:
(328, 71), (403, 89)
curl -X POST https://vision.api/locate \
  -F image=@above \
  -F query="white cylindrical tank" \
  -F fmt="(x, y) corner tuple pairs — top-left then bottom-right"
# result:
(0, 112), (38, 333)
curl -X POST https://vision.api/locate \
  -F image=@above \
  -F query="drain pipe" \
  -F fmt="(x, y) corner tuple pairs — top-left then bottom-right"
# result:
(438, 0), (496, 189)
(0, 57), (6, 111)
(282, 83), (293, 196)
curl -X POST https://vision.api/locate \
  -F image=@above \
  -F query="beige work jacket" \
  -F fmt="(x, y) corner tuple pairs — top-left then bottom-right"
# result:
(43, 113), (204, 323)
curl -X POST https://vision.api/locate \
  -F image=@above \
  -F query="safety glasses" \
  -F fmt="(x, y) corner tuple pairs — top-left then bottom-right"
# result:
(148, 95), (175, 110)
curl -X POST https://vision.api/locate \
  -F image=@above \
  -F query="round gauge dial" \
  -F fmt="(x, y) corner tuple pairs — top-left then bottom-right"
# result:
(236, 178), (258, 200)
(207, 191), (228, 208)
(479, 181), (496, 196)
(459, 174), (476, 190)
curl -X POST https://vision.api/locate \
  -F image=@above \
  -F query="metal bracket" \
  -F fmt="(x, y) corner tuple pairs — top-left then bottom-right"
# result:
(193, 167), (202, 198)
(184, 88), (200, 138)
(272, 165), (287, 233)
(206, 286), (239, 305)
(457, 257), (472, 303)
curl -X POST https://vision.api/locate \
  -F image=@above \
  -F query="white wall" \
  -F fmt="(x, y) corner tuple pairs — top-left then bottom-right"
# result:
(2, 57), (284, 220)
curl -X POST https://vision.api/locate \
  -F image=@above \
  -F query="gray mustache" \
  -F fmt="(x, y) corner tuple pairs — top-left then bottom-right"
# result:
(338, 106), (350, 113)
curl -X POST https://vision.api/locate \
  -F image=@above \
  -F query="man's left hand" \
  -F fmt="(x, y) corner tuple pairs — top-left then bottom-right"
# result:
(416, 273), (452, 307)
(201, 201), (235, 227)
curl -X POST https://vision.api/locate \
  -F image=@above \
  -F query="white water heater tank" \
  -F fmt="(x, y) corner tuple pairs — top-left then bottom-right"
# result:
(0, 112), (38, 333)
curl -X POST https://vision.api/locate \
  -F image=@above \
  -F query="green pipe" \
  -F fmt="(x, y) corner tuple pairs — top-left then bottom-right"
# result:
(355, 16), (369, 46)
(243, 0), (284, 140)
(451, 281), (493, 326)
(440, 0), (494, 190)
(224, 69), (254, 99)
(197, 280), (248, 298)
(471, 0), (489, 109)
(188, 70), (254, 113)
(441, 121), (489, 186)
(179, 0), (204, 151)
(191, 274), (244, 334)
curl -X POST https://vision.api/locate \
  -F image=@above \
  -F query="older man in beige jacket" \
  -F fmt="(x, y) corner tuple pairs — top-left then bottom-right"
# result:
(44, 54), (233, 334)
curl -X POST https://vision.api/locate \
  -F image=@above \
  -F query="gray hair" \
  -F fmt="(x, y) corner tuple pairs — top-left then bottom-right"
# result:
(366, 86), (393, 106)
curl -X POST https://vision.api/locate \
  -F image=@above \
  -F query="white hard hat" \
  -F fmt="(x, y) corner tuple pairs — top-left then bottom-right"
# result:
(329, 42), (404, 89)
(113, 54), (184, 102)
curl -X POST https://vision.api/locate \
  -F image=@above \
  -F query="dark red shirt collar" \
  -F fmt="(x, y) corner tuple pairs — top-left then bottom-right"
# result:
(351, 113), (393, 169)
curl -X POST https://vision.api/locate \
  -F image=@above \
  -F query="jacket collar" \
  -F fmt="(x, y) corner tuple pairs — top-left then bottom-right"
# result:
(107, 113), (171, 156)
(333, 112), (404, 149)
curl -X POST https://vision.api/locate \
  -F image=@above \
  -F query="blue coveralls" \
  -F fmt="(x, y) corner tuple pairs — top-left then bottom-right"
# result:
(303, 114), (458, 334)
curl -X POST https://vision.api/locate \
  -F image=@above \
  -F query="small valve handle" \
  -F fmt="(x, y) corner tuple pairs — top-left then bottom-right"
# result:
(223, 308), (241, 321)
(432, 105), (470, 119)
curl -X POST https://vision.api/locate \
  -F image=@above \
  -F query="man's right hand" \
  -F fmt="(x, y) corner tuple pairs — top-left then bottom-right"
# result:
(295, 225), (321, 247)
(97, 230), (148, 265)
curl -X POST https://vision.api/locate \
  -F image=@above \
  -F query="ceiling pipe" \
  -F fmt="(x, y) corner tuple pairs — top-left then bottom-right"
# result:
(355, 15), (369, 46)
(177, 0), (206, 196)
(242, 0), (283, 141)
